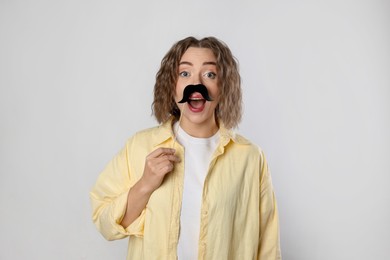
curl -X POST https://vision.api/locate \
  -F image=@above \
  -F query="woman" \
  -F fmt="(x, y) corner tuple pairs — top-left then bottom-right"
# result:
(90, 36), (281, 259)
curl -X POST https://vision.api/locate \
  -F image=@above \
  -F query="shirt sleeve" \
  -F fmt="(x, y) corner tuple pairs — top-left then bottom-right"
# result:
(258, 150), (282, 259)
(89, 138), (145, 241)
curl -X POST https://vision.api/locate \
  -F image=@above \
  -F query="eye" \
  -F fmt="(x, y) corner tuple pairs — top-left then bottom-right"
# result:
(179, 71), (190, 77)
(204, 72), (217, 79)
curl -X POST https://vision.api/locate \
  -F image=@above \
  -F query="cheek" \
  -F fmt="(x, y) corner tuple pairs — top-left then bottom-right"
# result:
(174, 83), (184, 99)
(210, 85), (220, 100)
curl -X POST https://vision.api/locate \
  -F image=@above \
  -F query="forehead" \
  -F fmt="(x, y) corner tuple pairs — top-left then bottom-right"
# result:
(180, 47), (216, 63)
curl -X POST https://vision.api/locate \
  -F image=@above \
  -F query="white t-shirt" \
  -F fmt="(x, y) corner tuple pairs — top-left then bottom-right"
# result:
(175, 124), (219, 260)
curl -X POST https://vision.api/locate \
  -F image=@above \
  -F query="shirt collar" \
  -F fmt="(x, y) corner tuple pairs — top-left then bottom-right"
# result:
(152, 117), (251, 148)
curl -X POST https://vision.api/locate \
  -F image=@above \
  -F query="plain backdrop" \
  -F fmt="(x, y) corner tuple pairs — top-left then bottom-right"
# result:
(1, 0), (389, 259)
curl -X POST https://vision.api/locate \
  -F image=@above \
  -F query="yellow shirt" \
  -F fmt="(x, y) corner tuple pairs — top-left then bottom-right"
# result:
(90, 119), (281, 260)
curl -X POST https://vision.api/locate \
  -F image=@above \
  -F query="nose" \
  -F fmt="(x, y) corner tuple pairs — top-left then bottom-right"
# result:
(192, 72), (203, 85)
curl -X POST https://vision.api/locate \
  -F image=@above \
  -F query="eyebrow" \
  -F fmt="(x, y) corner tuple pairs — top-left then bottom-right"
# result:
(179, 61), (217, 66)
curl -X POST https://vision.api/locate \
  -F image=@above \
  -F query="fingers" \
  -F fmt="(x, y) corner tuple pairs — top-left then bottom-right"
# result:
(154, 159), (175, 173)
(146, 147), (181, 168)
(145, 151), (180, 173)
(147, 147), (176, 158)
(141, 147), (181, 192)
(153, 154), (181, 164)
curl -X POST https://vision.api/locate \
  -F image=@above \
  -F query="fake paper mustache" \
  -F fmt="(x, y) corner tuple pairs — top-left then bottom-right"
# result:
(177, 84), (213, 104)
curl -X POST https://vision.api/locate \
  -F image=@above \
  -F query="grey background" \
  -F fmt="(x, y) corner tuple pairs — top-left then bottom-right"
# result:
(1, 0), (389, 259)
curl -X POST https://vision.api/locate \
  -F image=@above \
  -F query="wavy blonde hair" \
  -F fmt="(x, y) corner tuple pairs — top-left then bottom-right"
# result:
(152, 36), (242, 129)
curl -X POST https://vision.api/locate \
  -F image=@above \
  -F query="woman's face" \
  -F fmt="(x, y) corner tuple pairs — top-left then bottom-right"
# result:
(175, 47), (220, 135)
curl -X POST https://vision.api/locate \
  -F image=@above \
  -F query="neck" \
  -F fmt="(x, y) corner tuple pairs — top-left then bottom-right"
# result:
(179, 118), (219, 138)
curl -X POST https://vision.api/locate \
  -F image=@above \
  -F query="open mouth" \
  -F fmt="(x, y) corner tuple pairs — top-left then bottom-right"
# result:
(188, 97), (206, 109)
(178, 84), (212, 113)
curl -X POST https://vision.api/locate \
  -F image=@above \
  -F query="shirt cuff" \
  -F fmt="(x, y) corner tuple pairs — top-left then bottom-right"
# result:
(112, 191), (145, 237)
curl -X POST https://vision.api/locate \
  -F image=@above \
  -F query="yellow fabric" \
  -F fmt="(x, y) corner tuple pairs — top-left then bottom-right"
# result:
(90, 119), (281, 260)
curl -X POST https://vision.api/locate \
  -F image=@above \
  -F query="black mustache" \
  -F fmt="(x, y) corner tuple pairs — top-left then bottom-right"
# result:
(178, 84), (213, 103)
